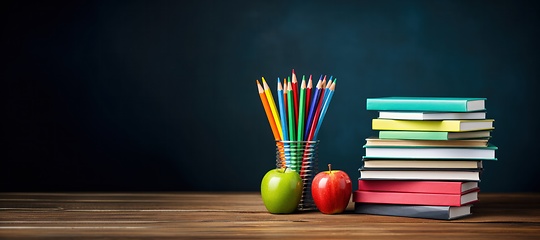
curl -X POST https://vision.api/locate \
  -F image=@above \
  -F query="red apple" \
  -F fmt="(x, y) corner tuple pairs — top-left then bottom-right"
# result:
(311, 164), (352, 214)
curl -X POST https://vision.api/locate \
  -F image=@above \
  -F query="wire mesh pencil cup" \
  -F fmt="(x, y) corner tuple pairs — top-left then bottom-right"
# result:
(275, 140), (319, 211)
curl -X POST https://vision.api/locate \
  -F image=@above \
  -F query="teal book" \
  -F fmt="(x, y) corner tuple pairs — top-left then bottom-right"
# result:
(366, 97), (486, 112)
(378, 130), (492, 140)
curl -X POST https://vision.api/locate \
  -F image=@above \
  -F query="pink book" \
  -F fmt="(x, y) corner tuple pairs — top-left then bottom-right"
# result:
(358, 180), (479, 194)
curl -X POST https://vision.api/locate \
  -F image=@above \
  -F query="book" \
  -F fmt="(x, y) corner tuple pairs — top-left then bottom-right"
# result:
(366, 97), (486, 112)
(353, 189), (479, 206)
(365, 137), (489, 147)
(372, 119), (494, 132)
(362, 159), (483, 169)
(378, 130), (491, 140)
(354, 203), (472, 220)
(359, 169), (481, 181)
(378, 111), (486, 120)
(364, 145), (498, 160)
(358, 180), (479, 194)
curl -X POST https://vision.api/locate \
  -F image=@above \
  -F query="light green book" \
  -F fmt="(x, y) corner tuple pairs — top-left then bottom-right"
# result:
(366, 97), (486, 112)
(379, 130), (491, 140)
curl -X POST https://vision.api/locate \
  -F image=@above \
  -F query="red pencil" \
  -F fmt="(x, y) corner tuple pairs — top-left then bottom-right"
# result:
(304, 75), (312, 129)
(291, 69), (299, 127)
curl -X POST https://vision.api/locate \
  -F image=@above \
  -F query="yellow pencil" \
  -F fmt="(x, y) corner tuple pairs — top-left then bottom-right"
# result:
(262, 77), (283, 140)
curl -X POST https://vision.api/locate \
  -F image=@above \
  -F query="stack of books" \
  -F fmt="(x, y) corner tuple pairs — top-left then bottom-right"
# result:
(353, 97), (498, 220)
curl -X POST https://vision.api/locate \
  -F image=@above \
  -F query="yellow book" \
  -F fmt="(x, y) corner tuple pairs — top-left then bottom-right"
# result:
(372, 119), (494, 132)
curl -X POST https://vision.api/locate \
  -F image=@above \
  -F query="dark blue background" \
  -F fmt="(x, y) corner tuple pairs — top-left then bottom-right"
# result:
(3, 0), (539, 192)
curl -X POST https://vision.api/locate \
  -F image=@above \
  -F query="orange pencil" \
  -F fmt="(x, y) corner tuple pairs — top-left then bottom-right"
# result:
(256, 80), (280, 140)
(262, 77), (283, 140)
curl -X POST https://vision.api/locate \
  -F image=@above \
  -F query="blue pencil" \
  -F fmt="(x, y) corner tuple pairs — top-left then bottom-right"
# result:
(277, 78), (288, 141)
(303, 76), (323, 140)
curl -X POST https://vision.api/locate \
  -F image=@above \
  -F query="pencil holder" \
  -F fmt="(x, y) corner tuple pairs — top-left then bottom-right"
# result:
(276, 140), (319, 211)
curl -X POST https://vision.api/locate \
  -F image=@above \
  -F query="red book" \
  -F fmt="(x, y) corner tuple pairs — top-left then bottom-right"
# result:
(352, 190), (479, 206)
(358, 180), (479, 195)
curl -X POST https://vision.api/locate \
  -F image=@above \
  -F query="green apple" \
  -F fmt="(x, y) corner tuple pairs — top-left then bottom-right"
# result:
(260, 167), (303, 214)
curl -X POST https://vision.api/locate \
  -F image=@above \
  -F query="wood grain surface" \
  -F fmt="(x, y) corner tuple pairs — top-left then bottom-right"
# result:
(1, 192), (539, 239)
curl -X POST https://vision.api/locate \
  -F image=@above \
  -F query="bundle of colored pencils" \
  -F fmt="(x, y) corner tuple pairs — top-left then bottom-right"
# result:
(256, 69), (337, 169)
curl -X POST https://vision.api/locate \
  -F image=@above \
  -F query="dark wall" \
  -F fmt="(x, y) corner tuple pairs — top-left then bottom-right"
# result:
(3, 0), (539, 192)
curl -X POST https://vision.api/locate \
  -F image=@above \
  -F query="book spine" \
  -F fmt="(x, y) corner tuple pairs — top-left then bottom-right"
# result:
(372, 119), (461, 132)
(359, 169), (482, 182)
(379, 131), (448, 140)
(363, 146), (497, 160)
(354, 203), (471, 220)
(353, 190), (473, 206)
(358, 180), (464, 194)
(366, 99), (469, 112)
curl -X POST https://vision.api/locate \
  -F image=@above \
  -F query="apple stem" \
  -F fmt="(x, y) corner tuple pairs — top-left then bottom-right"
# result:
(328, 164), (332, 172)
(284, 166), (288, 172)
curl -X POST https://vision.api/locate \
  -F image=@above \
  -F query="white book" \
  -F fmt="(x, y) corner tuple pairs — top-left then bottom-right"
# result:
(362, 159), (483, 169)
(378, 111), (486, 120)
(359, 170), (481, 181)
(364, 145), (498, 160)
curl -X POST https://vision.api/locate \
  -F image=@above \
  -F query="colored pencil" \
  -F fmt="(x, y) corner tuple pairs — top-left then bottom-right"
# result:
(319, 76), (327, 107)
(256, 80), (280, 140)
(305, 75), (312, 127)
(309, 76), (327, 138)
(277, 78), (288, 141)
(283, 79), (288, 121)
(306, 78), (327, 141)
(287, 79), (296, 142)
(303, 76), (323, 140)
(262, 77), (283, 140)
(297, 78), (306, 141)
(276, 78), (288, 167)
(291, 69), (299, 127)
(312, 80), (336, 139)
(321, 77), (332, 107)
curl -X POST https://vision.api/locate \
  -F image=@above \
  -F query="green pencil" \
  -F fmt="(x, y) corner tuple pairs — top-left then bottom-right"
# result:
(286, 80), (297, 170)
(287, 79), (296, 143)
(297, 77), (306, 141)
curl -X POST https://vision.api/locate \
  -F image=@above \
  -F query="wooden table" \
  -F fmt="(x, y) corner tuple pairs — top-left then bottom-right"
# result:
(1, 192), (539, 239)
